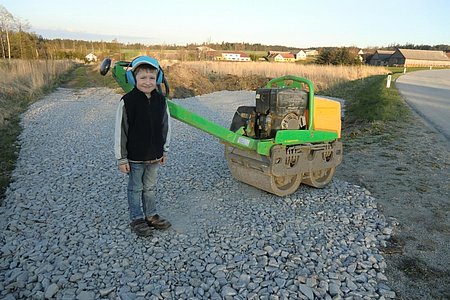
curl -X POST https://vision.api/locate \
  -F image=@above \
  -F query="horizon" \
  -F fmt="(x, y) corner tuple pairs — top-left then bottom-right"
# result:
(2, 0), (449, 49)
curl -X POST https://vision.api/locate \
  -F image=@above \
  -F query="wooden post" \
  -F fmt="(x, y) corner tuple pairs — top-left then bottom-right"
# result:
(386, 75), (392, 88)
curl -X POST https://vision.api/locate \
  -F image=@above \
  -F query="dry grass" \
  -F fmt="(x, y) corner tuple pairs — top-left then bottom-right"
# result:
(0, 59), (74, 98)
(183, 61), (389, 91)
(0, 59), (75, 125)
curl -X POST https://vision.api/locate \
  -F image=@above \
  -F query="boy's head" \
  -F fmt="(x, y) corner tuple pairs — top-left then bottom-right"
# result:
(131, 56), (161, 82)
(130, 56), (161, 96)
(133, 65), (158, 96)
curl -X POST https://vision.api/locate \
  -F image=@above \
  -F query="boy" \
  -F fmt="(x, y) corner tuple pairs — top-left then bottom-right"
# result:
(114, 56), (172, 237)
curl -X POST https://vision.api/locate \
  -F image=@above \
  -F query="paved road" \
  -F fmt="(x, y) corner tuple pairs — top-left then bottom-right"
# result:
(396, 69), (450, 140)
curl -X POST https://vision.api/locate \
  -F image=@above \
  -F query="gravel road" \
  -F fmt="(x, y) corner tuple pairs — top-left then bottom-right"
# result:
(0, 88), (395, 299)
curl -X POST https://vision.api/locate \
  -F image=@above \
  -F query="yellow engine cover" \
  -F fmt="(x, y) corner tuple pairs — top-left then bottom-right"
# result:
(313, 97), (342, 138)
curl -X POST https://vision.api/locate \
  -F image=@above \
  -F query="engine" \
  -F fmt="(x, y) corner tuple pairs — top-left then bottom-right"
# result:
(230, 88), (308, 139)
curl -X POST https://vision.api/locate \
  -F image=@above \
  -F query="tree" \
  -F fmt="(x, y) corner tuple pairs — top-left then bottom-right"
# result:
(0, 5), (16, 59)
(316, 47), (362, 65)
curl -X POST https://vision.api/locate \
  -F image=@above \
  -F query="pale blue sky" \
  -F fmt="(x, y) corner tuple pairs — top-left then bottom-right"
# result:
(2, 0), (449, 48)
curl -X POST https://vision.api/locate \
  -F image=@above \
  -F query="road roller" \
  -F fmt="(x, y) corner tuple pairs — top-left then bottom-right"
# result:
(100, 57), (343, 196)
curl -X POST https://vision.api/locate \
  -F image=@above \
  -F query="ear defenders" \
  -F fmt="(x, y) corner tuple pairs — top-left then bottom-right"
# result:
(125, 56), (164, 86)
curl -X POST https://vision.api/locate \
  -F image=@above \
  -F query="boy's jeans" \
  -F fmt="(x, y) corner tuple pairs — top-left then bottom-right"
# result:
(127, 162), (159, 221)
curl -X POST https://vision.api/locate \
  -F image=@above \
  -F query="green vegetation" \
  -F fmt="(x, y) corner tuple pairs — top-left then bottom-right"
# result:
(60, 63), (117, 89)
(323, 74), (410, 124)
(316, 47), (362, 65)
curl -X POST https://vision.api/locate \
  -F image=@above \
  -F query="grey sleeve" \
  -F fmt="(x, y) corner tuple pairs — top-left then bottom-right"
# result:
(162, 100), (171, 154)
(114, 100), (129, 164)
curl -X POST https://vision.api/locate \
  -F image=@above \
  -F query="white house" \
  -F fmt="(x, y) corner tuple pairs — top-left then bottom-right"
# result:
(85, 53), (97, 62)
(215, 51), (251, 61)
(294, 50), (307, 60)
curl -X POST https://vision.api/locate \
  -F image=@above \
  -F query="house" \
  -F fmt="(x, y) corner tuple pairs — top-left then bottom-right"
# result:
(267, 52), (296, 62)
(214, 51), (251, 62)
(305, 49), (319, 56)
(85, 53), (97, 62)
(357, 49), (364, 62)
(369, 50), (395, 66)
(293, 50), (307, 60)
(268, 50), (291, 56)
(196, 46), (215, 52)
(388, 49), (450, 67)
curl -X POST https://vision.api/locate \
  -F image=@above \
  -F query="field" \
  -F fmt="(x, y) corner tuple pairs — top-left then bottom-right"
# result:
(182, 61), (389, 91)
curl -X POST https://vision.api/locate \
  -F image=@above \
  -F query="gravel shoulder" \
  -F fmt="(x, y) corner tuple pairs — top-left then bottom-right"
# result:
(337, 103), (450, 299)
(0, 88), (396, 299)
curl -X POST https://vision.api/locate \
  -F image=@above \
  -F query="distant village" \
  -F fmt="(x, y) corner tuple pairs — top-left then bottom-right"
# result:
(84, 46), (450, 68)
(186, 47), (450, 67)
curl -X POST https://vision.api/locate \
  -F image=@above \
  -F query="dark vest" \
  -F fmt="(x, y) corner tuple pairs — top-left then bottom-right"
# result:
(123, 88), (166, 161)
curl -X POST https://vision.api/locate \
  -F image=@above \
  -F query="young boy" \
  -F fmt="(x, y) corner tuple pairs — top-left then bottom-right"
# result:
(114, 56), (172, 237)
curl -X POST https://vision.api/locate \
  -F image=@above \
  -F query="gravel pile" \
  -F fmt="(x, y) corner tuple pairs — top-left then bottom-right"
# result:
(0, 88), (396, 299)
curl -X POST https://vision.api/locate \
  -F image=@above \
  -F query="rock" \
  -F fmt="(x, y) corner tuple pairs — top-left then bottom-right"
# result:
(44, 283), (59, 299)
(221, 286), (237, 297)
(298, 284), (314, 300)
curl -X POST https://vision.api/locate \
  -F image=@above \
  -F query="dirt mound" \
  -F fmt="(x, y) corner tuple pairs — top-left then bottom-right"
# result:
(164, 63), (268, 99)
(164, 64), (215, 98)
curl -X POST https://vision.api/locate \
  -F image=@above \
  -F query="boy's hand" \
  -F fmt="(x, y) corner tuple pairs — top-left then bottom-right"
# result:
(119, 163), (130, 173)
(160, 155), (168, 165)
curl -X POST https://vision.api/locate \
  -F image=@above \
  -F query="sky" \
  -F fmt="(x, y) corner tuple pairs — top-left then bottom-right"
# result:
(2, 0), (449, 48)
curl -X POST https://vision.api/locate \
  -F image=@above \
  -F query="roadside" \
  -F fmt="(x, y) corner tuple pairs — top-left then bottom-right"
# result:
(337, 117), (450, 300)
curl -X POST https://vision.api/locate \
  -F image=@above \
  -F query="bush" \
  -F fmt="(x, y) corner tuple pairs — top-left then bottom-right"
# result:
(316, 48), (362, 66)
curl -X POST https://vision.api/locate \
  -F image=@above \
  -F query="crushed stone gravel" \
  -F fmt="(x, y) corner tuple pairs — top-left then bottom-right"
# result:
(0, 87), (395, 299)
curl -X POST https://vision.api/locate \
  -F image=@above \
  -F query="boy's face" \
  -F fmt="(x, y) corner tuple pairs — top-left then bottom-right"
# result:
(135, 68), (158, 96)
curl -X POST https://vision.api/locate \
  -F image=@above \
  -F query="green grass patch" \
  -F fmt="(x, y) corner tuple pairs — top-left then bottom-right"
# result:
(60, 63), (117, 89)
(322, 74), (410, 124)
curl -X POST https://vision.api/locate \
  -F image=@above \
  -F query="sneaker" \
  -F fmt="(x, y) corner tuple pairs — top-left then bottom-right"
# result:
(146, 214), (171, 229)
(130, 218), (153, 237)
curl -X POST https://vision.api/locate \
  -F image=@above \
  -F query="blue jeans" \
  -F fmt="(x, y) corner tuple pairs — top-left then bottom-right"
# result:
(127, 162), (159, 221)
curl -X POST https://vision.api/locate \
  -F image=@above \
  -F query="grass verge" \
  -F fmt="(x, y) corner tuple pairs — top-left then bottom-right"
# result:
(323, 75), (410, 123)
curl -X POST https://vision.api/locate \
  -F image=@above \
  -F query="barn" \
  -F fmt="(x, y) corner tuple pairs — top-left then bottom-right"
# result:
(388, 49), (450, 67)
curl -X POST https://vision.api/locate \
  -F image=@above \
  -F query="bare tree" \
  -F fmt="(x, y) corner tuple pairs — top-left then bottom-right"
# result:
(15, 17), (30, 59)
(0, 5), (16, 59)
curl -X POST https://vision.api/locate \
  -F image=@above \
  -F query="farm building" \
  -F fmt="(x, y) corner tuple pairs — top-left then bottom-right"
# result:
(388, 49), (450, 67)
(214, 51), (251, 62)
(305, 49), (319, 56)
(369, 50), (395, 66)
(293, 50), (307, 60)
(267, 52), (296, 62)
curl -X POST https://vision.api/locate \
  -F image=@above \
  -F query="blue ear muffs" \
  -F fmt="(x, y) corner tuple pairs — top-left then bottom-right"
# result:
(125, 56), (164, 86)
